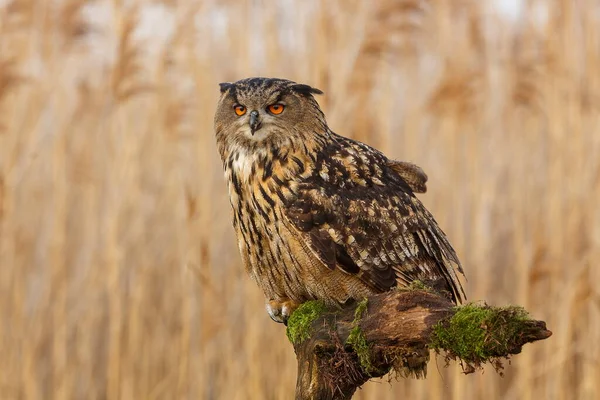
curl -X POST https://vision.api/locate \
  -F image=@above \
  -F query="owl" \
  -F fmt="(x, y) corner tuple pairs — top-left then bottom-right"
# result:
(214, 77), (465, 324)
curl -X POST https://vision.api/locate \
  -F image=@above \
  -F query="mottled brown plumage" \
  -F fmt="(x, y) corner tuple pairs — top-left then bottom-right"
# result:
(214, 77), (465, 323)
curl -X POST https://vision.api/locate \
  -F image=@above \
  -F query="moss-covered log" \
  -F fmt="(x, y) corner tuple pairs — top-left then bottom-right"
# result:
(287, 290), (552, 400)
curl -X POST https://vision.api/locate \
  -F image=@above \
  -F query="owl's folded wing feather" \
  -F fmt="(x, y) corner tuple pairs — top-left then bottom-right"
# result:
(284, 142), (465, 303)
(387, 160), (428, 193)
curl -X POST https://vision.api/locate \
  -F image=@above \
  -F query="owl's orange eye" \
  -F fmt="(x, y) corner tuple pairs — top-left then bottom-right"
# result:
(234, 105), (246, 116)
(267, 104), (285, 115)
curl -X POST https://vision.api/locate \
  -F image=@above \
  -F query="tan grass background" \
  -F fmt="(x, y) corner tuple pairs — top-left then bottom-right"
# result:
(1, 0), (599, 399)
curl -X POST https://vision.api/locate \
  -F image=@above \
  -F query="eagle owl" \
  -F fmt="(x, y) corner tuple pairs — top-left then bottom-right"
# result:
(214, 77), (465, 323)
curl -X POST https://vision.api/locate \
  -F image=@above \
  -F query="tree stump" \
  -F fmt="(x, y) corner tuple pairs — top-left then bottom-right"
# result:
(286, 290), (552, 400)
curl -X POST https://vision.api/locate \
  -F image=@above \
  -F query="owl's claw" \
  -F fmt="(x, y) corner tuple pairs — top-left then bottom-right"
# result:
(266, 299), (299, 325)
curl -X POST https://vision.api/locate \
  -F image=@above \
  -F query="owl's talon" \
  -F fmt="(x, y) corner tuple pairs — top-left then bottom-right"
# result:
(266, 299), (299, 324)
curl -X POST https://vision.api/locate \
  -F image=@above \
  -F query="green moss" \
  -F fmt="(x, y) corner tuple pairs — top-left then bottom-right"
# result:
(354, 297), (368, 321)
(286, 300), (327, 344)
(430, 303), (532, 369)
(346, 325), (376, 374)
(396, 279), (433, 293)
(407, 280), (429, 291)
(343, 298), (379, 374)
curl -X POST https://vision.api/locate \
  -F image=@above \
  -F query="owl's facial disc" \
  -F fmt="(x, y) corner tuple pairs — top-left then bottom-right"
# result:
(249, 110), (261, 135)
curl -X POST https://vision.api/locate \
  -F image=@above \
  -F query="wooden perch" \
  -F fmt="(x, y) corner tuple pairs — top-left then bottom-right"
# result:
(286, 289), (552, 400)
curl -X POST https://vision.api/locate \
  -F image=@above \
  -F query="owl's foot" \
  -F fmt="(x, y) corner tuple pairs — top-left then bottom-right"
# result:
(266, 299), (299, 325)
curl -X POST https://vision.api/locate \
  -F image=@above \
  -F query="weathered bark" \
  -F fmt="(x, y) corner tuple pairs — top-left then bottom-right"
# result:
(291, 290), (552, 400)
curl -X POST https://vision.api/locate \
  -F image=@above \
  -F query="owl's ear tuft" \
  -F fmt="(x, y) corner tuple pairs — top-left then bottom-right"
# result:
(219, 82), (233, 94)
(292, 84), (324, 96)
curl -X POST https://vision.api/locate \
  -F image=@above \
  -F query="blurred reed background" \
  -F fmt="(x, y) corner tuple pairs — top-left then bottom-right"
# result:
(1, 0), (599, 399)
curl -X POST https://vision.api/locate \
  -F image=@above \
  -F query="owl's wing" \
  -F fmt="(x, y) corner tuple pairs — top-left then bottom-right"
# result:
(387, 160), (428, 193)
(283, 137), (465, 303)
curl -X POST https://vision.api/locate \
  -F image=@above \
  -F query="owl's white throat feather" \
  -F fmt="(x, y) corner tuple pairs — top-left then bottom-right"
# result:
(229, 145), (264, 184)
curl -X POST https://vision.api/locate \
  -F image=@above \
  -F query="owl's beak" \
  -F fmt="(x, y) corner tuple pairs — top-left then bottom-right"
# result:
(249, 110), (261, 135)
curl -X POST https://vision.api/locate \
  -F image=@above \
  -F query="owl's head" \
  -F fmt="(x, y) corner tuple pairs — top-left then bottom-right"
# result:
(214, 77), (325, 157)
